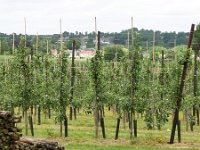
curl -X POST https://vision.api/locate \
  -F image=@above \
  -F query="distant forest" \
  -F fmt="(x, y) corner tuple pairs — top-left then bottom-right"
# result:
(0, 27), (188, 54)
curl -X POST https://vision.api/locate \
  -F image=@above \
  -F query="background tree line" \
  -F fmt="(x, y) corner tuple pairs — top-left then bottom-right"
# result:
(0, 28), (188, 55)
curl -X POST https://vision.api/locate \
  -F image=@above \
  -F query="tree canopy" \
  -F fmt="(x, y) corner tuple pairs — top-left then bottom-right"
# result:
(104, 45), (125, 61)
(65, 39), (81, 50)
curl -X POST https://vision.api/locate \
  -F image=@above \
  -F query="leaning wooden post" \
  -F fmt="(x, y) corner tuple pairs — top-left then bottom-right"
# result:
(169, 24), (195, 144)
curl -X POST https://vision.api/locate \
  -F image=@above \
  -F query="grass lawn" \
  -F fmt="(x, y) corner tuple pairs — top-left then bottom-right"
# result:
(67, 144), (199, 150)
(17, 109), (200, 150)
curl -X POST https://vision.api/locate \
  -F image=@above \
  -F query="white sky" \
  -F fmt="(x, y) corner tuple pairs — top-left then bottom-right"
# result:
(0, 0), (199, 34)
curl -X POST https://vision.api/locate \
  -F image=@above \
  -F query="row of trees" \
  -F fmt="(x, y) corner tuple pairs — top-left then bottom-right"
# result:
(0, 25), (200, 144)
(0, 28), (189, 55)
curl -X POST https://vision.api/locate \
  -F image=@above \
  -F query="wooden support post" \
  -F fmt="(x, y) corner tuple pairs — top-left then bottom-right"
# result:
(169, 24), (195, 144)
(60, 19), (63, 52)
(131, 17), (134, 49)
(36, 32), (39, 54)
(97, 31), (101, 50)
(174, 38), (177, 64)
(161, 49), (165, 100)
(0, 39), (1, 55)
(70, 40), (76, 120)
(12, 33), (15, 55)
(94, 31), (101, 139)
(95, 17), (98, 50)
(152, 31), (156, 126)
(24, 17), (27, 47)
(193, 48), (198, 126)
(127, 31), (130, 50)
(152, 31), (155, 64)
(46, 40), (49, 54)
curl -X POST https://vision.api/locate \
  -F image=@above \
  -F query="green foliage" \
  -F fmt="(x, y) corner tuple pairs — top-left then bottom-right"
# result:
(193, 23), (200, 50)
(104, 45), (125, 61)
(14, 37), (33, 111)
(129, 45), (142, 112)
(65, 39), (81, 50)
(0, 28), (190, 55)
(86, 32), (95, 48)
(0, 30), (199, 140)
(90, 49), (105, 104)
(57, 51), (69, 120)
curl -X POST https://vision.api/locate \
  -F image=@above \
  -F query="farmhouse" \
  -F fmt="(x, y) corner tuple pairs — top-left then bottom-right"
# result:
(68, 49), (96, 59)
(79, 49), (96, 59)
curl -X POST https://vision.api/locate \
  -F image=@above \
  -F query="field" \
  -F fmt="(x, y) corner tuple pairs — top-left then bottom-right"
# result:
(17, 109), (200, 150)
(1, 27), (200, 150)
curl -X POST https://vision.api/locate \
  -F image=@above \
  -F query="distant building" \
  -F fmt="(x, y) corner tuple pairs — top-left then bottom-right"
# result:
(67, 49), (96, 59)
(79, 50), (96, 59)
(93, 37), (111, 45)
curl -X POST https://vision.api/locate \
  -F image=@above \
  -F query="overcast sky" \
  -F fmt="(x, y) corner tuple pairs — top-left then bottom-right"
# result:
(0, 0), (199, 34)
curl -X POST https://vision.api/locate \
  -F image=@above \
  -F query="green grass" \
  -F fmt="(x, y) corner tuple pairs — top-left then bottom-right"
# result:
(17, 109), (200, 150)
(67, 144), (199, 150)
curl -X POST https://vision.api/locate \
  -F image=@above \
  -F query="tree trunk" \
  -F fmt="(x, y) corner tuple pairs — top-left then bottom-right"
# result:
(34, 105), (37, 124)
(129, 111), (133, 139)
(197, 109), (199, 126)
(38, 105), (41, 125)
(25, 110), (28, 136)
(134, 119), (137, 137)
(100, 109), (106, 138)
(177, 120), (181, 143)
(48, 108), (51, 119)
(123, 111), (126, 129)
(60, 121), (62, 137)
(74, 108), (77, 120)
(115, 118), (120, 140)
(64, 115), (68, 137)
(94, 103), (99, 138)
(29, 115), (34, 136)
